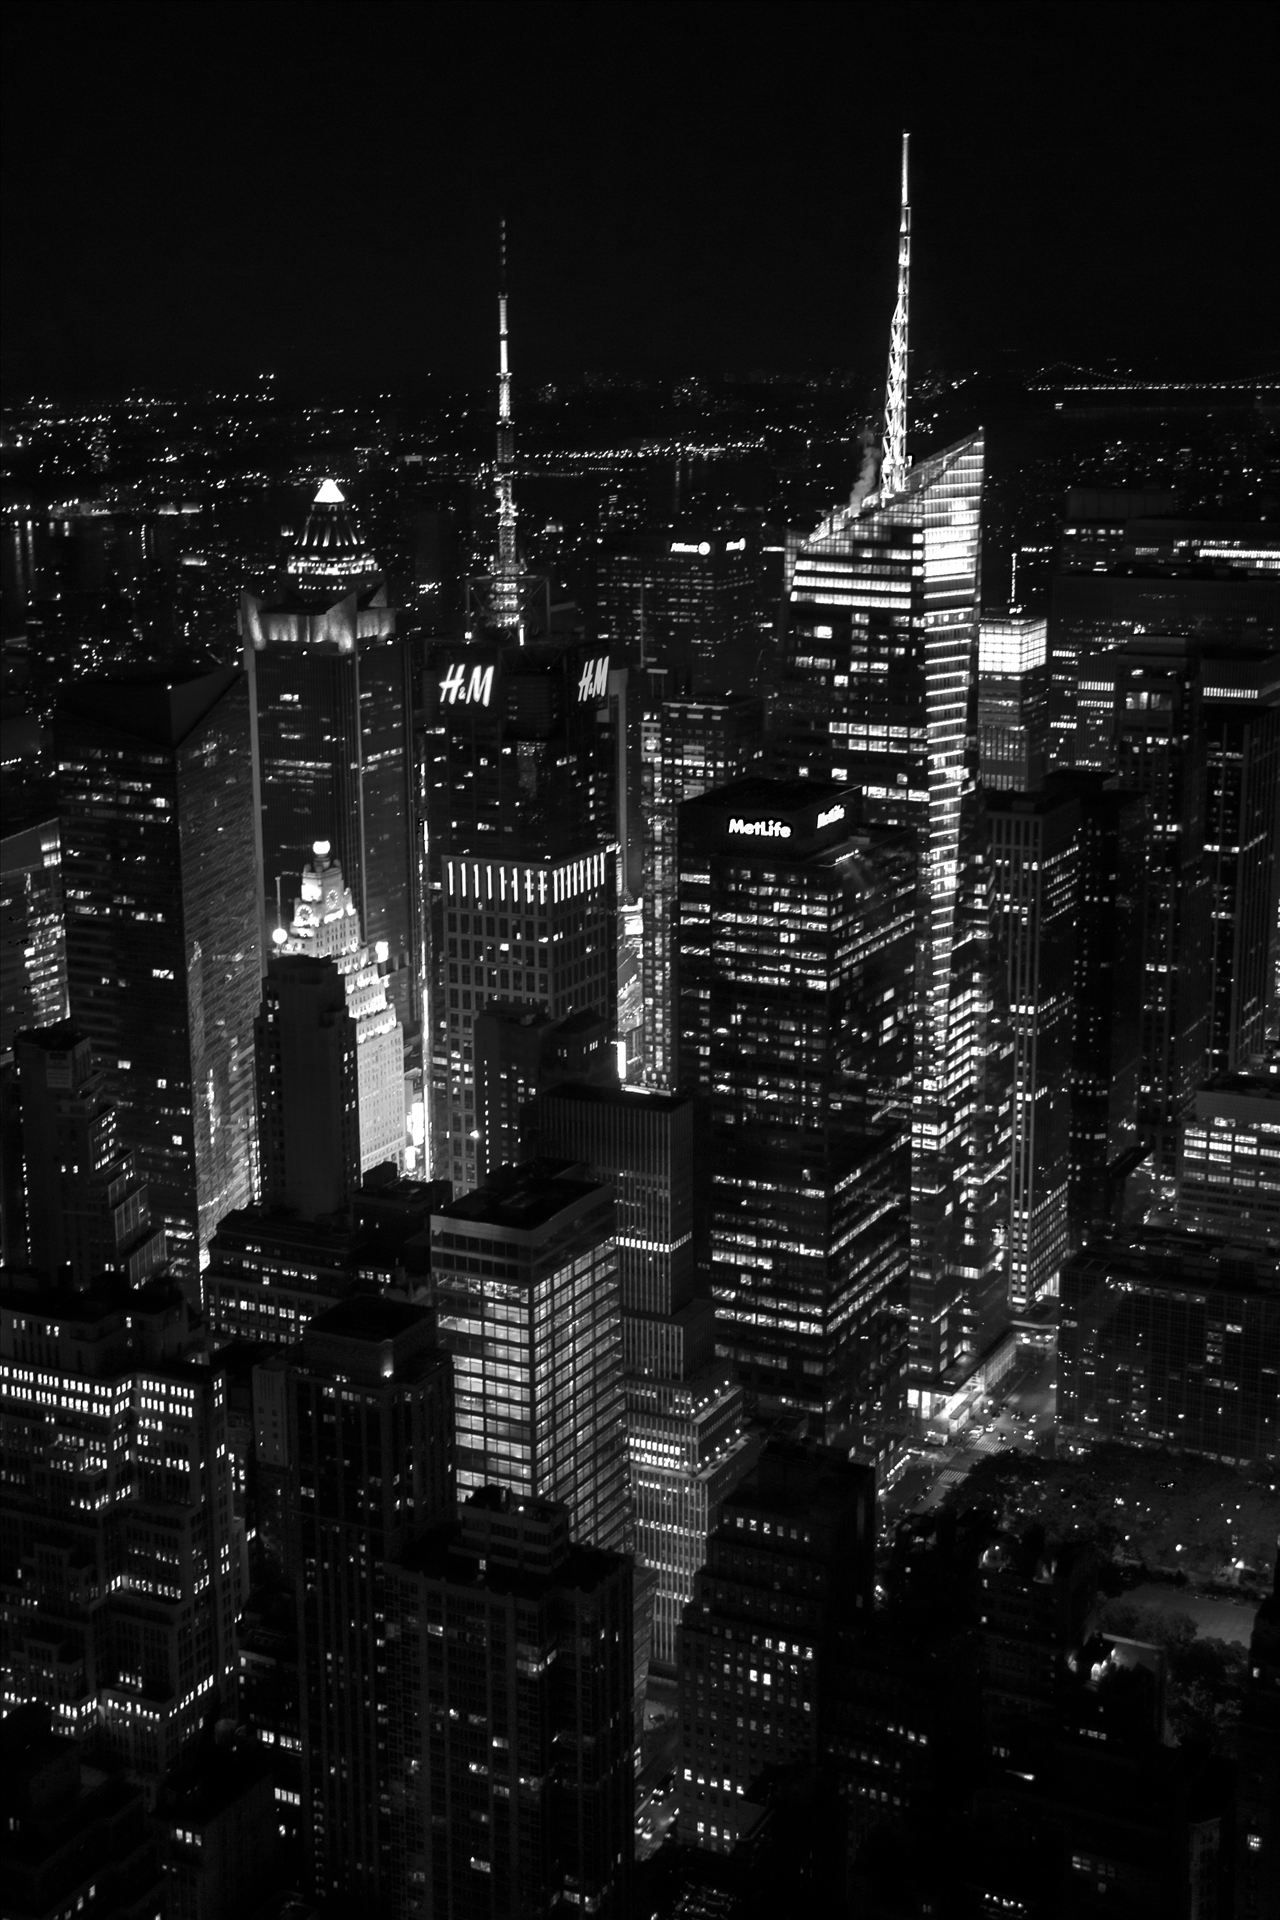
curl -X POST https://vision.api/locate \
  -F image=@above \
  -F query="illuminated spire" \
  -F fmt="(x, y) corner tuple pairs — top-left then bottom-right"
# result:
(881, 130), (911, 500)
(493, 218), (521, 634)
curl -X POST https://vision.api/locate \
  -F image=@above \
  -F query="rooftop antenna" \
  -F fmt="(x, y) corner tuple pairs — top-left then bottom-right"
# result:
(493, 218), (521, 636)
(881, 131), (911, 500)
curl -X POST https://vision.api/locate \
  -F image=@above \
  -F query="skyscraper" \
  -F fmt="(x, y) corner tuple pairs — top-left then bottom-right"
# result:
(421, 633), (617, 1190)
(0, 814), (66, 1062)
(430, 1163), (629, 1553)
(676, 1442), (875, 1855)
(241, 481), (418, 1029)
(15, 1022), (166, 1285)
(986, 787), (1078, 1311)
(280, 1296), (455, 1910)
(676, 779), (914, 1439)
(269, 841), (404, 1179)
(56, 663), (261, 1286)
(772, 138), (1008, 1414)
(977, 611), (1050, 793)
(0, 1272), (242, 1789)
(640, 694), (764, 1090)
(533, 1083), (758, 1670)
(385, 1489), (635, 1920)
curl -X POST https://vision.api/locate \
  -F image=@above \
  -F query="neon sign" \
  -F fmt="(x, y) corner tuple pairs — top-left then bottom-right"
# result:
(816, 804), (845, 829)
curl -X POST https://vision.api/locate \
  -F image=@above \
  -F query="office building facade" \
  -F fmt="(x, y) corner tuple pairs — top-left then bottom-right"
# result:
(421, 632), (617, 1191)
(241, 481), (418, 1029)
(776, 432), (1012, 1412)
(385, 1489), (635, 1920)
(281, 1297), (455, 1911)
(677, 779), (913, 1439)
(55, 663), (261, 1286)
(431, 1163), (629, 1553)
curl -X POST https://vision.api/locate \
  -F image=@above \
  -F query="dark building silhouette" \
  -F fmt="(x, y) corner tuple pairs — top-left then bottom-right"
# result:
(1235, 1558), (1280, 1920)
(677, 1442), (875, 1855)
(385, 1488), (635, 1920)
(280, 1295), (455, 1913)
(157, 1730), (281, 1920)
(14, 1022), (165, 1285)
(0, 1704), (162, 1920)
(55, 662), (260, 1287)
(1058, 1229), (1280, 1463)
(0, 1272), (243, 1790)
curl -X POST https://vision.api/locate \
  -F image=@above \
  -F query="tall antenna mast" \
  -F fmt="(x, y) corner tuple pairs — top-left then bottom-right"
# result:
(881, 131), (911, 500)
(494, 218), (521, 635)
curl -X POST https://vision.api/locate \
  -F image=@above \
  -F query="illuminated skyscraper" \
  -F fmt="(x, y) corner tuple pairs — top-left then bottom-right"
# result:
(56, 664), (260, 1286)
(676, 781), (914, 1439)
(640, 695), (763, 1090)
(533, 1084), (758, 1670)
(772, 139), (1009, 1413)
(430, 1162), (629, 1554)
(777, 435), (1008, 1408)
(0, 815), (66, 1063)
(241, 482), (417, 1028)
(977, 612), (1050, 793)
(421, 635), (616, 1190)
(270, 842), (404, 1179)
(986, 789), (1078, 1311)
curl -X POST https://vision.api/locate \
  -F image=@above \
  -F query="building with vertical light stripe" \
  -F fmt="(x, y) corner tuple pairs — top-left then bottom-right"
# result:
(776, 433), (1010, 1415)
(987, 788), (1078, 1310)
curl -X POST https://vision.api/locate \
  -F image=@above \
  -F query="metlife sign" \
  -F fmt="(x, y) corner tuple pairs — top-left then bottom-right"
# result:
(729, 816), (792, 840)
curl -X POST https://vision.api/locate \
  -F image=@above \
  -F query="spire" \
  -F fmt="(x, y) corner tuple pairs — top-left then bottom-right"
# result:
(493, 218), (521, 634)
(881, 130), (911, 501)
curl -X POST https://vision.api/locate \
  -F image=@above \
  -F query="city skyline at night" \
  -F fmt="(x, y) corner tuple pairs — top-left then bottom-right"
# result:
(2, 8), (1278, 1919)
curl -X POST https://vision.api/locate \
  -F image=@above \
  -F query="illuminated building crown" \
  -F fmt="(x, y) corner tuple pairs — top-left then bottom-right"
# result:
(287, 478), (379, 591)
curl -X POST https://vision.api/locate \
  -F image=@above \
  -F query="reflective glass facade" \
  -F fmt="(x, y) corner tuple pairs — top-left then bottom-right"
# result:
(56, 667), (261, 1286)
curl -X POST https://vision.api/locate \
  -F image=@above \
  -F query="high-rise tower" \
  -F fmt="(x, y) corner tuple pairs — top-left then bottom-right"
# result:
(55, 664), (261, 1287)
(773, 138), (1010, 1412)
(241, 484), (418, 1030)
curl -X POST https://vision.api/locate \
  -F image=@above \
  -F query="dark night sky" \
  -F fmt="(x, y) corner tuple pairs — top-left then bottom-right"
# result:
(2, 0), (1275, 398)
